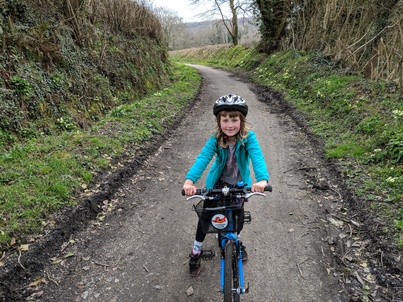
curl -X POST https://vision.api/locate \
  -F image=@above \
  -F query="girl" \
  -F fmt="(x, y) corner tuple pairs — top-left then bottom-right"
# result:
(183, 94), (270, 276)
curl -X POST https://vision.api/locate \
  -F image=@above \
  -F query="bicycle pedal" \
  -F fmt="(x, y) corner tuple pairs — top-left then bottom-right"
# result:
(202, 250), (215, 260)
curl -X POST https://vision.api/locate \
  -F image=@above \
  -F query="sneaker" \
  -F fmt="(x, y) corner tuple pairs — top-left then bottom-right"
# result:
(241, 245), (248, 261)
(189, 252), (202, 276)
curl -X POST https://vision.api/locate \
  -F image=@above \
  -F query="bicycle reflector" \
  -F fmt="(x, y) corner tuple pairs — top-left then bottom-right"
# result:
(211, 214), (228, 229)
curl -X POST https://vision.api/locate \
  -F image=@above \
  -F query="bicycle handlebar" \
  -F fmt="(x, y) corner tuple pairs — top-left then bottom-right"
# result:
(181, 185), (272, 196)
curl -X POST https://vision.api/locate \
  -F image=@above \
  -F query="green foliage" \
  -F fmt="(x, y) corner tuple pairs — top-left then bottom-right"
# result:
(9, 76), (32, 95)
(395, 220), (403, 248)
(386, 132), (403, 163)
(0, 0), (178, 250)
(0, 0), (170, 140)
(0, 62), (200, 250)
(355, 117), (385, 136)
(55, 117), (77, 132)
(172, 45), (265, 72)
(326, 142), (365, 159)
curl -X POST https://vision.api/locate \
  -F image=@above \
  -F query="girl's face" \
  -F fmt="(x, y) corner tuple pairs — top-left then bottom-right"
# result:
(220, 113), (241, 138)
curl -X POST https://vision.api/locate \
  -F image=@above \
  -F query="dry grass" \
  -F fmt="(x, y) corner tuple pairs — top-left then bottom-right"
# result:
(56, 0), (163, 43)
(283, 0), (403, 85)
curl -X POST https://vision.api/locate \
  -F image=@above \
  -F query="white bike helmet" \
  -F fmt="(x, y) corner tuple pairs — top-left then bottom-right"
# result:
(213, 94), (248, 117)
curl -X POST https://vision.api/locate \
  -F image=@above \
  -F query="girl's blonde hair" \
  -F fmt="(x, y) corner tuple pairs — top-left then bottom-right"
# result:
(215, 110), (249, 148)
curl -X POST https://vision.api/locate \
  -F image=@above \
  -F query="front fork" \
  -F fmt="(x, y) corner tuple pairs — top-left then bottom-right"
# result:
(219, 233), (248, 294)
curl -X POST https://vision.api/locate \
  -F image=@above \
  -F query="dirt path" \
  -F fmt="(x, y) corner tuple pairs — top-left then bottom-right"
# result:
(4, 65), (347, 301)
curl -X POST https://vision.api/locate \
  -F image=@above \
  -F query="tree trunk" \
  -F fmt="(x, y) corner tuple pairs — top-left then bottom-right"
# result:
(230, 0), (238, 46)
(255, 0), (291, 53)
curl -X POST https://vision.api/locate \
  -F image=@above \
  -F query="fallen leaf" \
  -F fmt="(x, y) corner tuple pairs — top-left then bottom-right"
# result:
(350, 220), (361, 227)
(64, 252), (75, 259)
(186, 286), (194, 296)
(328, 217), (344, 227)
(51, 258), (63, 265)
(28, 291), (44, 299)
(19, 244), (30, 251)
(29, 277), (45, 287)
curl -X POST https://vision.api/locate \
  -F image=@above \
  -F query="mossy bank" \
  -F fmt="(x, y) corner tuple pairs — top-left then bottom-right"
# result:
(0, 0), (201, 251)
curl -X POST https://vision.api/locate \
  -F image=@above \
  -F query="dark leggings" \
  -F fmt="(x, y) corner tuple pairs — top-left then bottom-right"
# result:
(195, 220), (208, 242)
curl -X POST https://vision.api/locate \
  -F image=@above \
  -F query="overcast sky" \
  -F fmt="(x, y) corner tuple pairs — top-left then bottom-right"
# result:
(150, 0), (212, 22)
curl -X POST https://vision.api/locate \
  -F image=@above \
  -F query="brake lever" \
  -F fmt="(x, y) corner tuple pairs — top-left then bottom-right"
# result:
(245, 192), (266, 199)
(186, 195), (206, 201)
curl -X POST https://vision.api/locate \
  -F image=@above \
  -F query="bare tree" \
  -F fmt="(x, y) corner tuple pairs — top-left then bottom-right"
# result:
(190, 0), (251, 46)
(153, 6), (184, 49)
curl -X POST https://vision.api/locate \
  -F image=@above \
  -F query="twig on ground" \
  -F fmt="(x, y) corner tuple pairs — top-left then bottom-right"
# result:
(298, 167), (316, 171)
(93, 261), (110, 268)
(348, 223), (353, 238)
(354, 271), (366, 286)
(18, 249), (25, 270)
(93, 256), (121, 269)
(342, 249), (351, 261)
(46, 272), (59, 287)
(330, 213), (350, 223)
(296, 262), (304, 278)
(296, 258), (310, 278)
(133, 158), (145, 166)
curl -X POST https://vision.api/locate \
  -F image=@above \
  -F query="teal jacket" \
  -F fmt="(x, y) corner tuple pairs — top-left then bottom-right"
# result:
(185, 131), (269, 189)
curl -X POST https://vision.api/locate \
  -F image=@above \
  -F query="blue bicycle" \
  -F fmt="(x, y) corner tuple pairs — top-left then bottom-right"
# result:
(185, 184), (272, 302)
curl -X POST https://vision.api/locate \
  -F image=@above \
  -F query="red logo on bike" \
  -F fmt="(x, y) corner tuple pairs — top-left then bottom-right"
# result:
(211, 214), (228, 229)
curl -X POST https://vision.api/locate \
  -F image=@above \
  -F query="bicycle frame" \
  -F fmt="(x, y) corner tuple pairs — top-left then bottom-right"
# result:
(219, 232), (247, 294)
(184, 185), (272, 301)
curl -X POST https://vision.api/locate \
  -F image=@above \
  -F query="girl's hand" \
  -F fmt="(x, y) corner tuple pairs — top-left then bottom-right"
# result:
(183, 180), (197, 196)
(251, 180), (268, 193)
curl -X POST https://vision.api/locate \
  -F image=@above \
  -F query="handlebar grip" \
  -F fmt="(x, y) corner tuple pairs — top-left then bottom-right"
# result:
(181, 189), (202, 196)
(264, 185), (272, 192)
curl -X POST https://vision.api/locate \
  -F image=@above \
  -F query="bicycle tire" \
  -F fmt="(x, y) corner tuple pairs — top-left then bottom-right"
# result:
(224, 242), (240, 302)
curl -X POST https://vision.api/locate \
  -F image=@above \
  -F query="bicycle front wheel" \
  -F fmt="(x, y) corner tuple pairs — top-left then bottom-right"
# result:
(224, 242), (240, 302)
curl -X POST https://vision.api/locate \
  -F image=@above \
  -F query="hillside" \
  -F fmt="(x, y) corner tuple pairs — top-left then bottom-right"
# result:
(0, 0), (202, 251)
(0, 0), (170, 142)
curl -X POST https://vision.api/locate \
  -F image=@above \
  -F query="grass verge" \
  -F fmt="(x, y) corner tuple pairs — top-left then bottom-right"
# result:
(0, 62), (200, 251)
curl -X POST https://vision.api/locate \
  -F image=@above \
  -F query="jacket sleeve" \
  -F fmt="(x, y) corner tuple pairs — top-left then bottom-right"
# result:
(245, 131), (270, 182)
(185, 136), (217, 184)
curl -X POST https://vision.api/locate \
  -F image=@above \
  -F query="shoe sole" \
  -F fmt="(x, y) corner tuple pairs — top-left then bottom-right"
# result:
(189, 264), (201, 277)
